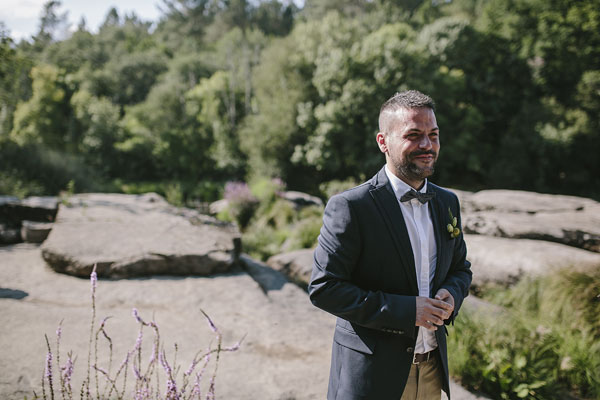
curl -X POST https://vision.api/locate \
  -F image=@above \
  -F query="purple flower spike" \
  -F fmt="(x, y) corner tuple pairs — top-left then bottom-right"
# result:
(90, 264), (97, 292)
(45, 351), (53, 379)
(200, 310), (218, 334)
(62, 355), (74, 387)
(132, 308), (147, 325)
(135, 330), (143, 350)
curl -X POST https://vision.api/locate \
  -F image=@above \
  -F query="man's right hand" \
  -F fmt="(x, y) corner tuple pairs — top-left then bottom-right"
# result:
(415, 296), (454, 331)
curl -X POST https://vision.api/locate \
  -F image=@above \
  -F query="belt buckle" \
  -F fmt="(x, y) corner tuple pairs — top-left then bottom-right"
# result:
(412, 353), (419, 365)
(412, 351), (430, 365)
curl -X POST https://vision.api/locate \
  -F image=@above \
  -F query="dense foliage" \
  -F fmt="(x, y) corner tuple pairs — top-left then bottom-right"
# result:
(449, 269), (600, 399)
(1, 0), (599, 200)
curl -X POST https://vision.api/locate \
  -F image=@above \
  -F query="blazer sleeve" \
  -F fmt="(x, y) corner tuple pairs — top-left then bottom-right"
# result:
(308, 193), (417, 337)
(440, 194), (472, 324)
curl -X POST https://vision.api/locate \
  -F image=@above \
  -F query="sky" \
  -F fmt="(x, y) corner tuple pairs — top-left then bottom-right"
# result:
(0, 0), (163, 41)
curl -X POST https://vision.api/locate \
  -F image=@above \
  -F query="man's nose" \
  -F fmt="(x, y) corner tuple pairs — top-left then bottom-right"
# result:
(418, 135), (432, 149)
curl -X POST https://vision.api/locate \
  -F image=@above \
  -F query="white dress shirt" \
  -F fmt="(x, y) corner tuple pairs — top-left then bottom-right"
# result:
(385, 165), (438, 354)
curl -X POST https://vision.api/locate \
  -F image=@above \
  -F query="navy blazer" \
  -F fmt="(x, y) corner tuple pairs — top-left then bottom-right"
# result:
(309, 167), (472, 400)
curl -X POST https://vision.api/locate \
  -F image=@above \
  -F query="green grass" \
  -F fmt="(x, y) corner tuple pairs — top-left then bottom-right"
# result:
(449, 268), (600, 399)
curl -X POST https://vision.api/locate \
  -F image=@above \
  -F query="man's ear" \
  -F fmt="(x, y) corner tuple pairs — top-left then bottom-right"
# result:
(376, 132), (387, 154)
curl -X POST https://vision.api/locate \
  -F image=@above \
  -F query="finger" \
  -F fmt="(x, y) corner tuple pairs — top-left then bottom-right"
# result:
(427, 305), (451, 321)
(432, 298), (454, 311)
(422, 310), (445, 325)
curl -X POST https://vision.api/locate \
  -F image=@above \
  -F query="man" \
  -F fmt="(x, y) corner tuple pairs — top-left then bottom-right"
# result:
(309, 90), (472, 400)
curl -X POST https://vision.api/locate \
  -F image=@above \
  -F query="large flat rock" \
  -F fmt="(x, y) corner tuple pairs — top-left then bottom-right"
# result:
(465, 234), (600, 287)
(0, 244), (334, 400)
(458, 190), (600, 252)
(41, 193), (241, 278)
(267, 248), (314, 287)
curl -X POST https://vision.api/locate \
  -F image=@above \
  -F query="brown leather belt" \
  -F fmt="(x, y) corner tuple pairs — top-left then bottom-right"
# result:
(412, 349), (436, 364)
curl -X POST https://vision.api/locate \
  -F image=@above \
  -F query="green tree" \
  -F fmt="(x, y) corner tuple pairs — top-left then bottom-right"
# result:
(10, 64), (72, 149)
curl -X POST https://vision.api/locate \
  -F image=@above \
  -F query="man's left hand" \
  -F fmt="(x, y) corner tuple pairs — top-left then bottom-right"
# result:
(434, 289), (455, 321)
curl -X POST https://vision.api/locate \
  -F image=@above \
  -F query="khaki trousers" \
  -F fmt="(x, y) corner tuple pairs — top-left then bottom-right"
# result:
(400, 354), (442, 400)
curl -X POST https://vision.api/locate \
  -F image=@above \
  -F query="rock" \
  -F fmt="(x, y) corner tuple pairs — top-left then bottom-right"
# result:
(465, 234), (600, 288)
(41, 193), (241, 278)
(209, 198), (229, 215)
(281, 190), (323, 209)
(266, 248), (314, 287)
(0, 196), (58, 227)
(0, 195), (19, 205)
(20, 220), (53, 243)
(0, 243), (335, 400)
(0, 224), (21, 244)
(463, 189), (597, 214)
(458, 190), (600, 252)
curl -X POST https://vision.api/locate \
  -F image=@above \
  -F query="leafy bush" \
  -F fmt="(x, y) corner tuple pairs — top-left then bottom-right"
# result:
(241, 225), (290, 261)
(222, 181), (258, 229)
(319, 177), (362, 199)
(0, 139), (103, 196)
(450, 268), (600, 399)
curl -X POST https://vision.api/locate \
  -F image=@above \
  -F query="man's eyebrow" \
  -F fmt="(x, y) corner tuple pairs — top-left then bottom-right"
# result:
(406, 127), (439, 133)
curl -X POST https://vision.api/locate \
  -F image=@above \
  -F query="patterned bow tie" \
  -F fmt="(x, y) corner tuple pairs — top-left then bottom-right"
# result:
(400, 189), (436, 204)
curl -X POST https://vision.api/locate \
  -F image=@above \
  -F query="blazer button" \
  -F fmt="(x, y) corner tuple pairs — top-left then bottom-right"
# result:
(406, 347), (414, 354)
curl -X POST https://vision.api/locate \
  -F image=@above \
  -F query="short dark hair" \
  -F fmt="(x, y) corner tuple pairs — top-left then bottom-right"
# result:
(378, 90), (435, 133)
(380, 90), (435, 113)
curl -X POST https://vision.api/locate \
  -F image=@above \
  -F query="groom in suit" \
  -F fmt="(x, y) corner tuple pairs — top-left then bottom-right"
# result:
(309, 90), (472, 399)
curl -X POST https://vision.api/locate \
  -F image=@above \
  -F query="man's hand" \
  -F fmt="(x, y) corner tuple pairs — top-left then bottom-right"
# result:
(434, 288), (455, 311)
(415, 289), (455, 331)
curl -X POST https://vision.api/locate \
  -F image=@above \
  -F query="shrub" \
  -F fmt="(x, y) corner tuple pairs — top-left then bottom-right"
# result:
(223, 181), (259, 229)
(449, 268), (600, 399)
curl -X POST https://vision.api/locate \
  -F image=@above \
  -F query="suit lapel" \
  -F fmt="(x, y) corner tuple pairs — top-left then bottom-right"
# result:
(369, 169), (419, 295)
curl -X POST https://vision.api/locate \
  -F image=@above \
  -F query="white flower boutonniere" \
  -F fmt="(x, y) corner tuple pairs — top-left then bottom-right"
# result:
(446, 207), (460, 239)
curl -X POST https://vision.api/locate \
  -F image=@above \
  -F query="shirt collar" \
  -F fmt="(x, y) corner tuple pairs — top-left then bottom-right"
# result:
(385, 164), (428, 202)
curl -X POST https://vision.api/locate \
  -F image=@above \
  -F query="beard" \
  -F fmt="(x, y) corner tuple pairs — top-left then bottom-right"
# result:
(394, 150), (437, 182)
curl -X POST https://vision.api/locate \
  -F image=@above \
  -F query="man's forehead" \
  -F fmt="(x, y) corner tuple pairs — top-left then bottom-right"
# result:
(385, 107), (437, 128)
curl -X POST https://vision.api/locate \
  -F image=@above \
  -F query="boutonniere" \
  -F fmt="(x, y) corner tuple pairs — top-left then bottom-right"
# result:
(447, 207), (460, 238)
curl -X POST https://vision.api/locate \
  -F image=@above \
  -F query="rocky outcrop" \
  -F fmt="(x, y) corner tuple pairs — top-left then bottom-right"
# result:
(0, 196), (58, 226)
(21, 221), (53, 243)
(281, 190), (324, 209)
(459, 190), (600, 252)
(0, 196), (58, 244)
(465, 234), (600, 288)
(0, 243), (335, 400)
(266, 248), (314, 287)
(41, 193), (241, 278)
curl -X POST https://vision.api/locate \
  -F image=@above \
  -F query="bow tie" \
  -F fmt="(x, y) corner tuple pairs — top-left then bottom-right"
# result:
(400, 189), (435, 204)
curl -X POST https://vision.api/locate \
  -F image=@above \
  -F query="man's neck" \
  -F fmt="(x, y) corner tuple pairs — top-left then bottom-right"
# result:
(385, 165), (427, 194)
(386, 166), (425, 191)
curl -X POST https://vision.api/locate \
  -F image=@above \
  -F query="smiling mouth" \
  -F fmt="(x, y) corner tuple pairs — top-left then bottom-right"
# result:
(412, 154), (435, 162)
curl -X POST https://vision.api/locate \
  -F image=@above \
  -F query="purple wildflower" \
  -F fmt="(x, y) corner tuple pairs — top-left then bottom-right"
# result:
(61, 355), (74, 388)
(132, 363), (142, 380)
(135, 387), (151, 400)
(200, 310), (219, 334)
(223, 181), (256, 203)
(135, 330), (143, 351)
(132, 308), (146, 325)
(90, 264), (97, 293)
(149, 341), (157, 364)
(206, 376), (216, 400)
(45, 351), (53, 379)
